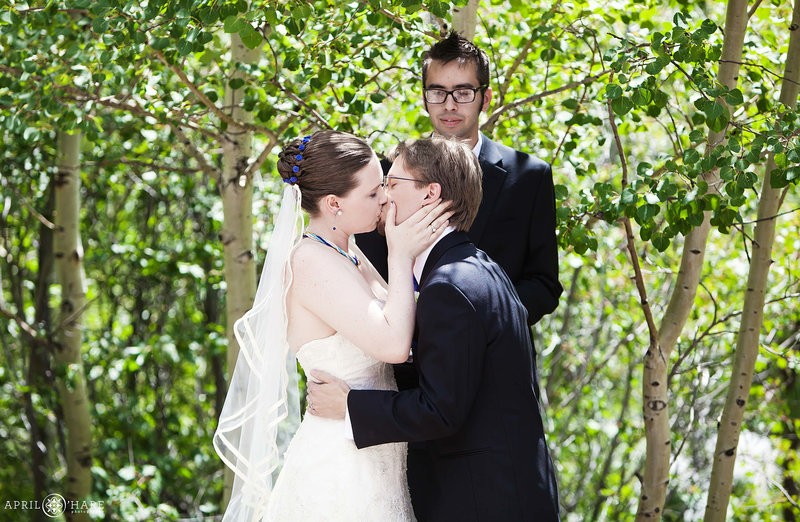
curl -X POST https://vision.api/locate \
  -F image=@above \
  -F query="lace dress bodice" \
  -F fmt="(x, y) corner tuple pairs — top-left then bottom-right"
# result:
(296, 332), (396, 392)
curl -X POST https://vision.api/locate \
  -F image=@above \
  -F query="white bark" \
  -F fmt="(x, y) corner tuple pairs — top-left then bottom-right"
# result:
(636, 1), (750, 519)
(53, 131), (92, 522)
(451, 0), (479, 40)
(704, 1), (800, 519)
(219, 31), (260, 509)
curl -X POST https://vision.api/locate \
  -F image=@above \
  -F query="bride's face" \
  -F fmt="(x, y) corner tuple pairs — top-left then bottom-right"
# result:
(336, 155), (388, 234)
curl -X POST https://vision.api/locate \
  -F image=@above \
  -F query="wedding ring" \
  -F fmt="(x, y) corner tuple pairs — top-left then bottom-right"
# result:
(431, 225), (437, 233)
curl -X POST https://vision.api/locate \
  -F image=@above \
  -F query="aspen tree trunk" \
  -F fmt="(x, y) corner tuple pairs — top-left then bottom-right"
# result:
(704, 3), (800, 519)
(219, 31), (260, 509)
(30, 186), (55, 522)
(53, 131), (91, 522)
(636, 1), (749, 519)
(451, 0), (479, 40)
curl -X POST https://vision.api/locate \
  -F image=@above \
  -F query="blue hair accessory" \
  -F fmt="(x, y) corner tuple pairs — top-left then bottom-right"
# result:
(285, 135), (311, 184)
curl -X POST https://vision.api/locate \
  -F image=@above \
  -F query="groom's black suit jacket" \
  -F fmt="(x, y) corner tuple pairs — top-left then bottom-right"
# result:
(356, 133), (562, 325)
(348, 232), (560, 521)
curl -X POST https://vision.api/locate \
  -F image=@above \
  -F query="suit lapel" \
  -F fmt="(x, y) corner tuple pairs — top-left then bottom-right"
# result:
(419, 231), (471, 287)
(469, 133), (507, 245)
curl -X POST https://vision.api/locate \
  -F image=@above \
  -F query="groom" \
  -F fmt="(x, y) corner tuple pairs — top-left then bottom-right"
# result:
(308, 137), (560, 521)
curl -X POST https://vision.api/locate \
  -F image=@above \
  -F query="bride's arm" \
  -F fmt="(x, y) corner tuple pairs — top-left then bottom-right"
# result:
(292, 201), (450, 364)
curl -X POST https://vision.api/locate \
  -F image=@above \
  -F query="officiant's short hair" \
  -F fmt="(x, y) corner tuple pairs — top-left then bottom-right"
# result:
(391, 137), (482, 231)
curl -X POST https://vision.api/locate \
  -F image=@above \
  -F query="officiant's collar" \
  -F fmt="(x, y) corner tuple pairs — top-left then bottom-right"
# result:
(413, 225), (456, 284)
(471, 132), (483, 157)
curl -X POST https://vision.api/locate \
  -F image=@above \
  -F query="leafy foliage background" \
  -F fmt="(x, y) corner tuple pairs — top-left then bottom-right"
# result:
(1, 0), (798, 520)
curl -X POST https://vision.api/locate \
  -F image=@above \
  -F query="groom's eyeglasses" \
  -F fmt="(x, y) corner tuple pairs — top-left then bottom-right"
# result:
(381, 175), (421, 189)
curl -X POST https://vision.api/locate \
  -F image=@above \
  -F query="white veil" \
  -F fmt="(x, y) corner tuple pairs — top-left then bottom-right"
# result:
(213, 183), (303, 522)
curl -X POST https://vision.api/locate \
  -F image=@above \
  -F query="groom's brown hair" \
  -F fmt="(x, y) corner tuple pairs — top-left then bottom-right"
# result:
(390, 137), (482, 231)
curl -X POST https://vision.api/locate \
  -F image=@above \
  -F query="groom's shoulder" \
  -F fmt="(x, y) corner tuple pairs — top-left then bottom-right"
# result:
(423, 249), (493, 296)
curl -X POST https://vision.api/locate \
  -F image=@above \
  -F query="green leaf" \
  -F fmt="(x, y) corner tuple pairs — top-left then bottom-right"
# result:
(239, 22), (262, 49)
(632, 87), (651, 106)
(554, 184), (569, 200)
(651, 89), (668, 109)
(683, 148), (700, 165)
(636, 203), (659, 223)
(611, 96), (633, 116)
(562, 98), (579, 110)
(223, 15), (244, 33)
(177, 40), (193, 56)
(703, 101), (724, 120)
(769, 168), (788, 189)
(92, 17), (110, 33)
(637, 162), (653, 176)
(707, 110), (730, 133)
(620, 188), (637, 205)
(689, 129), (704, 142)
(725, 88), (743, 106)
(652, 233), (670, 252)
(284, 54), (300, 71)
(151, 37), (170, 50)
(700, 19), (717, 35)
(606, 83), (623, 100)
(651, 32), (664, 49)
(23, 126), (39, 141)
(228, 78), (244, 90)
(774, 152), (787, 169)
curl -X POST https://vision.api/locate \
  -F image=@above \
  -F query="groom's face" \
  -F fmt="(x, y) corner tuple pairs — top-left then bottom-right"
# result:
(382, 154), (431, 225)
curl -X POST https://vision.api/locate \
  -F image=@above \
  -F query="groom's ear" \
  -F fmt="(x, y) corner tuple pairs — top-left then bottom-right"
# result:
(423, 182), (442, 201)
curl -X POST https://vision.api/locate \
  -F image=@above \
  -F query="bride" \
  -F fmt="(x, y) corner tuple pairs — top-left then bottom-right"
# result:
(213, 130), (451, 521)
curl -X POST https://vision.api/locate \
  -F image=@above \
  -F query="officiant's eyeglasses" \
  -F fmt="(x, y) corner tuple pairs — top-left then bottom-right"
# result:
(381, 175), (422, 189)
(423, 85), (486, 104)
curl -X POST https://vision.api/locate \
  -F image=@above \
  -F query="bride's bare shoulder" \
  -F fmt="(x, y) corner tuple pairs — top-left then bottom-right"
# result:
(289, 240), (351, 283)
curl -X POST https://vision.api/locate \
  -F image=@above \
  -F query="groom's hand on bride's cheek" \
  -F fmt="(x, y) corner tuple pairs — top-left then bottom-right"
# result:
(307, 370), (350, 420)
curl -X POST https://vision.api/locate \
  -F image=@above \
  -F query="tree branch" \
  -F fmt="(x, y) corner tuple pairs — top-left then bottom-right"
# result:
(483, 69), (611, 130)
(606, 92), (659, 343)
(0, 179), (56, 230)
(0, 305), (53, 350)
(86, 158), (205, 174)
(271, 79), (332, 129)
(151, 49), (279, 137)
(169, 124), (221, 182)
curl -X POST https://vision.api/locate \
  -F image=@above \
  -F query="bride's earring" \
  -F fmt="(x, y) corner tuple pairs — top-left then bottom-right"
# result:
(333, 209), (342, 231)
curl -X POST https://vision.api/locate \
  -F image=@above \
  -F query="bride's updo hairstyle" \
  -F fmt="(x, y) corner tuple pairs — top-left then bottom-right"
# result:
(277, 130), (374, 216)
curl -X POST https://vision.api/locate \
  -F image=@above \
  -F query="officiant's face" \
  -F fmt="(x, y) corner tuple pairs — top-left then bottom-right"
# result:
(383, 154), (431, 225)
(423, 59), (492, 149)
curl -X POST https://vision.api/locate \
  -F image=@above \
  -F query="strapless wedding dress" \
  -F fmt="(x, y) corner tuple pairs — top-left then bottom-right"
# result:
(265, 332), (414, 521)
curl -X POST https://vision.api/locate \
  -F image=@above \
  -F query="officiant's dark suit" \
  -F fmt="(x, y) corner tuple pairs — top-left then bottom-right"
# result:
(348, 229), (561, 521)
(356, 132), (562, 326)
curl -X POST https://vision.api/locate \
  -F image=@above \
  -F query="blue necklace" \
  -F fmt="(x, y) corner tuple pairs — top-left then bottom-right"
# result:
(302, 232), (360, 267)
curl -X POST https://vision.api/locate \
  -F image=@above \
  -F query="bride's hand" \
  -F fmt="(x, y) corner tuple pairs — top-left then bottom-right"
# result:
(385, 199), (453, 261)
